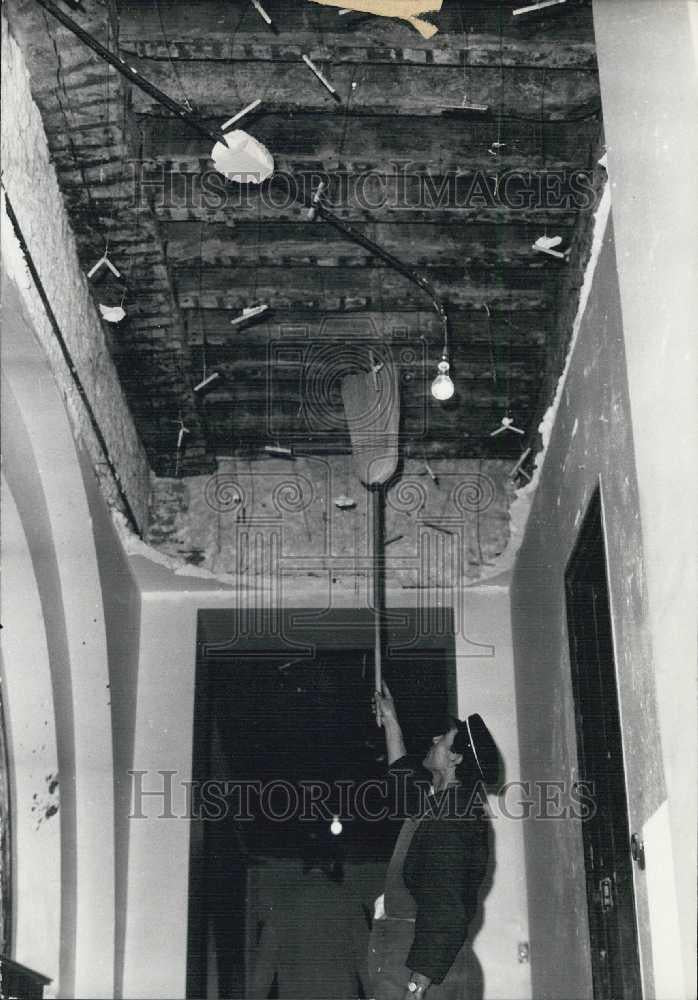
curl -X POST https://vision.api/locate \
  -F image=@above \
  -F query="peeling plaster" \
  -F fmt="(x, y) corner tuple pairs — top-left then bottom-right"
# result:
(487, 182), (612, 583)
(117, 457), (515, 590)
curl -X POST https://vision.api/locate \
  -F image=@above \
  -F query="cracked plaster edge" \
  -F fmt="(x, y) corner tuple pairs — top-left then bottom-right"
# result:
(110, 183), (611, 591)
(474, 181), (613, 587)
(112, 510), (237, 587)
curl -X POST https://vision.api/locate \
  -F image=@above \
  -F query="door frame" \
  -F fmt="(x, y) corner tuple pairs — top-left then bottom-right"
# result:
(564, 487), (643, 999)
(186, 606), (457, 997)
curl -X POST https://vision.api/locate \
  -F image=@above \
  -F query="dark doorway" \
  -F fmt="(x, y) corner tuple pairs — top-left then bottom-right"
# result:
(565, 491), (642, 1000)
(187, 607), (455, 998)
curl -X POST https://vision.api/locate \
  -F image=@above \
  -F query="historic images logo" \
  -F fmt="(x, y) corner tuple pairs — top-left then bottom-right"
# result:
(129, 770), (598, 824)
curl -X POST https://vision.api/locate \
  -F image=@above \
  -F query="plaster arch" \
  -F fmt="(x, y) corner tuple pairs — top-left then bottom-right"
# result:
(1, 273), (116, 997)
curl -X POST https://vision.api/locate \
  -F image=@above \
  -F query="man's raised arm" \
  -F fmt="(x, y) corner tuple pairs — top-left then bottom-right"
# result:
(374, 681), (407, 764)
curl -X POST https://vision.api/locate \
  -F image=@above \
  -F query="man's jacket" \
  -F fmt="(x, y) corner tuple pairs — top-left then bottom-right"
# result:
(250, 868), (369, 998)
(387, 755), (490, 984)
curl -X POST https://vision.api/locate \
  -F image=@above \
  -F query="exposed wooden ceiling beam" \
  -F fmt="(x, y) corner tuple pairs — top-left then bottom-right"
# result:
(154, 220), (567, 270)
(117, 0), (596, 69)
(179, 307), (548, 345)
(134, 113), (600, 173)
(62, 179), (580, 226)
(117, 311), (547, 360)
(125, 57), (599, 119)
(170, 264), (553, 311)
(121, 36), (596, 71)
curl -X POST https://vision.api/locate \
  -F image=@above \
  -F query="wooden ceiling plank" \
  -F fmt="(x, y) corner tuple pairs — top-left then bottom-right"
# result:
(125, 57), (599, 119)
(157, 219), (568, 269)
(183, 307), (548, 345)
(116, 0), (595, 67)
(121, 36), (596, 71)
(138, 112), (600, 171)
(103, 170), (584, 226)
(172, 264), (553, 312)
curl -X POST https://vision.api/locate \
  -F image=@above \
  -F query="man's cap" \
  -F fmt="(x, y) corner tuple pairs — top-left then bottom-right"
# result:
(449, 713), (500, 786)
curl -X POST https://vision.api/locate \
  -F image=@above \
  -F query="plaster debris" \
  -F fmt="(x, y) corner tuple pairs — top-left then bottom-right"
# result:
(87, 249), (121, 279)
(422, 520), (455, 534)
(250, 0), (278, 32)
(533, 235), (569, 260)
(230, 303), (269, 327)
(211, 130), (274, 183)
(384, 533), (404, 545)
(513, 0), (567, 15)
(98, 303), (126, 323)
(440, 97), (489, 116)
(301, 54), (342, 102)
(221, 99), (263, 132)
(423, 461), (439, 484)
(509, 448), (532, 481)
(193, 371), (221, 393)
(308, 0), (442, 39)
(176, 423), (190, 450)
(264, 444), (295, 457)
(334, 495), (357, 509)
(490, 415), (525, 437)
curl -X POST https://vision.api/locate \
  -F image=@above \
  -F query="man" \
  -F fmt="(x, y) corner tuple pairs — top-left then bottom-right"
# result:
(249, 835), (370, 999)
(369, 682), (498, 1000)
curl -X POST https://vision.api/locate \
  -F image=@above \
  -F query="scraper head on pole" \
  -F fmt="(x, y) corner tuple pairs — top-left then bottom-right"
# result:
(342, 353), (399, 724)
(340, 352), (399, 488)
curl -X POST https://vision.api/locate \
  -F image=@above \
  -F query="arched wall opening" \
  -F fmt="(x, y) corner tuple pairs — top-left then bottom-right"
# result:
(1, 271), (117, 997)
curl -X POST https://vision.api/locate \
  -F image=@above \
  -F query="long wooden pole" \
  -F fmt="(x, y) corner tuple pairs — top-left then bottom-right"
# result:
(372, 487), (383, 725)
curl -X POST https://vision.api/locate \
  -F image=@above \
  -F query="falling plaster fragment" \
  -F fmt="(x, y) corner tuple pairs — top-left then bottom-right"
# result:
(212, 130), (274, 183)
(308, 0), (442, 37)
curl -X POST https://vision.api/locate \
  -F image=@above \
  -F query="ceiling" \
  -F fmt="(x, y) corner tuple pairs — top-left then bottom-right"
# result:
(9, 0), (604, 476)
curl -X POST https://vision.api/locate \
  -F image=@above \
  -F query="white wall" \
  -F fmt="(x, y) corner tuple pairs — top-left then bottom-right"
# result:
(456, 588), (530, 1000)
(593, 3), (698, 994)
(510, 221), (664, 1000)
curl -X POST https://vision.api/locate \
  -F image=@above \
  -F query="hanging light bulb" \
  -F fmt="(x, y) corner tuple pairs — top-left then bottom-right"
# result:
(330, 815), (343, 836)
(431, 357), (455, 401)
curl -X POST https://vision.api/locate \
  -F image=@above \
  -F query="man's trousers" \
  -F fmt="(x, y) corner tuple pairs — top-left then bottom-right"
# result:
(368, 916), (482, 1000)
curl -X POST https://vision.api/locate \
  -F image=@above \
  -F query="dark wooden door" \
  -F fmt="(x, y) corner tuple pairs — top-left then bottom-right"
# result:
(565, 492), (642, 1000)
